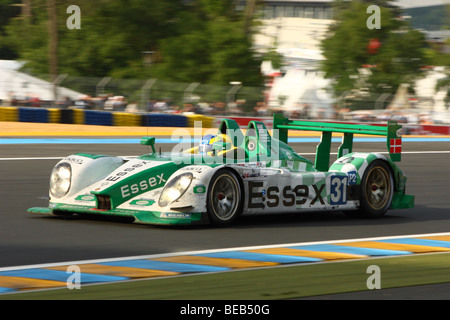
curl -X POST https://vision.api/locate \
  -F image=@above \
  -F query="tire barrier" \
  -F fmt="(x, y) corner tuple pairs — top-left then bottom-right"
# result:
(113, 112), (141, 127)
(141, 113), (187, 127)
(0, 106), (19, 122)
(0, 106), (209, 128)
(186, 114), (214, 128)
(1, 106), (449, 135)
(18, 107), (48, 123)
(47, 108), (60, 123)
(84, 110), (113, 126)
(59, 109), (73, 124)
(73, 109), (85, 125)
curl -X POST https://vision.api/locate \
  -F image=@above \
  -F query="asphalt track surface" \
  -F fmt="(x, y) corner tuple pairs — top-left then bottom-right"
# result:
(0, 130), (449, 299)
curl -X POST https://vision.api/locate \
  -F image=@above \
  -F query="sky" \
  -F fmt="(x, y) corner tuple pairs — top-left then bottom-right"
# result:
(394, 0), (450, 8)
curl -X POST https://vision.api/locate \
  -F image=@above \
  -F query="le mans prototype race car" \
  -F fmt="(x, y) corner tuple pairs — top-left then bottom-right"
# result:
(28, 114), (414, 227)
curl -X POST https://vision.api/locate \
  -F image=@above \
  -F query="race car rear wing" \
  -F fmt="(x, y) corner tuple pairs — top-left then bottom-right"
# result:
(272, 113), (403, 171)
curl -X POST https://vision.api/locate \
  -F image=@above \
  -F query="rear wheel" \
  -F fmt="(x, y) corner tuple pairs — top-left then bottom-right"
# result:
(207, 169), (243, 226)
(358, 160), (394, 218)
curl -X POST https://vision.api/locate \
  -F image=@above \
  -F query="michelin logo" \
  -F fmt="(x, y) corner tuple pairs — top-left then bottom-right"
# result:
(160, 212), (191, 219)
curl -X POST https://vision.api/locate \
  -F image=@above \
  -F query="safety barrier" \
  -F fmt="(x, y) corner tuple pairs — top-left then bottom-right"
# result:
(0, 106), (19, 122)
(73, 109), (84, 125)
(141, 113), (188, 127)
(18, 107), (48, 123)
(0, 106), (214, 129)
(47, 108), (60, 123)
(185, 114), (215, 128)
(1, 106), (449, 135)
(83, 110), (113, 126)
(113, 112), (141, 127)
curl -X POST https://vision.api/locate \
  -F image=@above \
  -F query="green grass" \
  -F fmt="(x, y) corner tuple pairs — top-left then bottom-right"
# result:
(1, 253), (449, 300)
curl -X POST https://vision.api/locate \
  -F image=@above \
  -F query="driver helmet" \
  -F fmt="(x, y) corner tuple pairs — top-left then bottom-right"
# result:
(198, 134), (216, 154)
(211, 134), (232, 153)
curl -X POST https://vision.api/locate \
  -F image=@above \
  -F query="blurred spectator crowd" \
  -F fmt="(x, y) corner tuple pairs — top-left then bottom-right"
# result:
(1, 91), (449, 126)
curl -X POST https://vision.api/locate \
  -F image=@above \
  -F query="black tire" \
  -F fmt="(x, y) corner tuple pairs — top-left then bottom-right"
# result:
(358, 160), (394, 218)
(206, 169), (243, 226)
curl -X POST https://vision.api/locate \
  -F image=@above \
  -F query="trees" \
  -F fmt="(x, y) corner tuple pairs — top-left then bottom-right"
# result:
(0, 0), (21, 59)
(0, 0), (263, 87)
(153, 0), (263, 86)
(320, 0), (429, 98)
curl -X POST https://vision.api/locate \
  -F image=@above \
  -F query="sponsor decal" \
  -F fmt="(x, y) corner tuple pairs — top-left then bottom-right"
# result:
(347, 171), (358, 185)
(120, 174), (166, 198)
(160, 212), (191, 219)
(329, 175), (348, 205)
(183, 167), (204, 172)
(105, 162), (148, 182)
(243, 161), (266, 168)
(75, 195), (95, 202)
(65, 156), (84, 164)
(390, 138), (402, 154)
(336, 156), (355, 164)
(193, 185), (206, 194)
(241, 169), (262, 179)
(129, 199), (156, 206)
(247, 181), (327, 209)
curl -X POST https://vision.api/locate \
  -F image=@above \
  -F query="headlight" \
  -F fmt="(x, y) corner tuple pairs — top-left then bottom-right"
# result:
(158, 172), (193, 207)
(50, 163), (72, 198)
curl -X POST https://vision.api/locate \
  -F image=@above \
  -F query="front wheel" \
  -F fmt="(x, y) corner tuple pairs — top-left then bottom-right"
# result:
(207, 169), (243, 226)
(358, 160), (394, 218)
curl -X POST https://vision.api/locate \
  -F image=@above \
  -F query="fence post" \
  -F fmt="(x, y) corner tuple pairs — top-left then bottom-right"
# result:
(52, 74), (68, 104)
(141, 79), (157, 111)
(375, 93), (391, 110)
(184, 82), (200, 104)
(96, 77), (112, 97)
(226, 81), (242, 115)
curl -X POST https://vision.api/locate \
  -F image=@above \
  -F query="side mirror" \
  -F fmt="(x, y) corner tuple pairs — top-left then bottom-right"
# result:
(140, 136), (156, 154)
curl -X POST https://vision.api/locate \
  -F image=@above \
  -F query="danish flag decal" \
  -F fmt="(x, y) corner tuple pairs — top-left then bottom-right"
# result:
(390, 138), (402, 154)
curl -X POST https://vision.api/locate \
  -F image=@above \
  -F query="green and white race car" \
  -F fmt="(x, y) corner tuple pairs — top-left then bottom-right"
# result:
(28, 113), (414, 226)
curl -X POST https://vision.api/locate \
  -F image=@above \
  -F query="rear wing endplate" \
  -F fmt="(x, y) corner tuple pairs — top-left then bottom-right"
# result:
(273, 113), (402, 171)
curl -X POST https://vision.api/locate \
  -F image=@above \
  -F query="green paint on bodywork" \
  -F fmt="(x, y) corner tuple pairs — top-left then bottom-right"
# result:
(338, 133), (353, 158)
(193, 185), (206, 194)
(217, 118), (245, 147)
(129, 199), (155, 206)
(27, 207), (53, 215)
(140, 137), (156, 153)
(328, 152), (414, 210)
(28, 205), (204, 225)
(134, 211), (203, 225)
(91, 162), (181, 209)
(273, 114), (404, 169)
(75, 153), (112, 159)
(28, 113), (414, 226)
(315, 131), (332, 172)
(391, 192), (415, 209)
